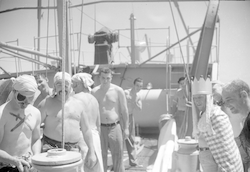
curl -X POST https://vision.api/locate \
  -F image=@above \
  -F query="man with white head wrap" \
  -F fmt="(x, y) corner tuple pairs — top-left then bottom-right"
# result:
(72, 72), (104, 172)
(38, 71), (97, 170)
(72, 73), (94, 93)
(0, 74), (41, 172)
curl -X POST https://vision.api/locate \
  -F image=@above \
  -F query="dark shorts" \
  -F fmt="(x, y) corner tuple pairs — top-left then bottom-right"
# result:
(0, 166), (19, 172)
(42, 134), (80, 152)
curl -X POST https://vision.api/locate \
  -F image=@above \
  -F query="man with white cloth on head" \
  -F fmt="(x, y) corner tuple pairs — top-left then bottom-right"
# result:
(72, 72), (104, 172)
(38, 72), (97, 170)
(72, 73), (94, 93)
(0, 75), (41, 172)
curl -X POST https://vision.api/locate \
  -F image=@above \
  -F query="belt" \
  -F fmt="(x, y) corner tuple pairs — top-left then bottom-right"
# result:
(198, 147), (210, 151)
(101, 121), (120, 127)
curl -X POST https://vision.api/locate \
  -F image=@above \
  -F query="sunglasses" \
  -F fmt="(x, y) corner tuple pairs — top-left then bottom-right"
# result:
(16, 92), (27, 102)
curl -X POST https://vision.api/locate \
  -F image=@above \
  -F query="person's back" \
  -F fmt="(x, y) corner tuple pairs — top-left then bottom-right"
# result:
(71, 72), (104, 172)
(72, 92), (100, 132)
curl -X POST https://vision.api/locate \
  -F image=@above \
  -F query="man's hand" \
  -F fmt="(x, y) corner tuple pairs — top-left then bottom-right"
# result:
(192, 128), (200, 139)
(123, 128), (129, 138)
(85, 150), (97, 169)
(185, 100), (192, 108)
(15, 158), (31, 172)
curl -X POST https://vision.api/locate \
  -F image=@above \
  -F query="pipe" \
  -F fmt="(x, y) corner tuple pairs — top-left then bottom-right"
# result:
(0, 42), (61, 61)
(139, 28), (201, 66)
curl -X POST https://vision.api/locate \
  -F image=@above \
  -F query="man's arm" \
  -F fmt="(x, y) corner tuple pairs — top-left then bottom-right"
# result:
(96, 108), (101, 133)
(31, 109), (42, 155)
(133, 93), (142, 111)
(206, 111), (238, 170)
(118, 88), (129, 132)
(37, 98), (47, 125)
(170, 92), (178, 115)
(80, 106), (97, 168)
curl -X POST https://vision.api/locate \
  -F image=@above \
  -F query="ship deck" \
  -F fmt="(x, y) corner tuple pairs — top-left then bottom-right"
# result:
(107, 133), (159, 172)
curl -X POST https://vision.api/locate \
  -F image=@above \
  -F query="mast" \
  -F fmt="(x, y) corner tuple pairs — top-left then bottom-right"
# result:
(57, 0), (71, 75)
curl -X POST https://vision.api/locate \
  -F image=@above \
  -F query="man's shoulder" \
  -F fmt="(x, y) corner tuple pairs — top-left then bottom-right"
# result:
(210, 106), (229, 123)
(72, 92), (86, 99)
(0, 102), (9, 121)
(92, 85), (101, 92)
(73, 92), (97, 102)
(27, 105), (41, 117)
(124, 88), (131, 94)
(111, 84), (123, 91)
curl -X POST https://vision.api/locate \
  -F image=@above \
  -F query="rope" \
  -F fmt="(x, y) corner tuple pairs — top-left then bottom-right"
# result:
(168, 0), (190, 82)
(68, 2), (76, 74)
(77, 0), (84, 70)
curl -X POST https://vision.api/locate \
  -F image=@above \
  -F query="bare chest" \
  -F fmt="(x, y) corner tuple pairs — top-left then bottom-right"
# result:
(6, 111), (36, 134)
(46, 102), (81, 121)
(98, 89), (118, 107)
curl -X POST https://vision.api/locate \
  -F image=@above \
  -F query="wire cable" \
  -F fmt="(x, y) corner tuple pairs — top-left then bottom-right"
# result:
(168, 0), (190, 82)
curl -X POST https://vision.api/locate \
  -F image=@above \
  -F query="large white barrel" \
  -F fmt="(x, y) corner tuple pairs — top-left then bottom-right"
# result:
(134, 89), (167, 127)
(31, 149), (83, 172)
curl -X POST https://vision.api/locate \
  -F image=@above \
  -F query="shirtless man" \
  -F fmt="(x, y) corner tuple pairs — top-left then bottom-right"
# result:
(91, 67), (129, 172)
(124, 77), (143, 167)
(72, 72), (104, 172)
(0, 75), (41, 172)
(33, 74), (53, 108)
(38, 72), (97, 169)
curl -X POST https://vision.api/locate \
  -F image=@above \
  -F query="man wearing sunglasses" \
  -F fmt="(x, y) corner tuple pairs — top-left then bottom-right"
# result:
(38, 72), (97, 170)
(0, 75), (41, 172)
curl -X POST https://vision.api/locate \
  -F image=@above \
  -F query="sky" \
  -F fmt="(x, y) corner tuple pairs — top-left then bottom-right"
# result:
(0, 0), (250, 84)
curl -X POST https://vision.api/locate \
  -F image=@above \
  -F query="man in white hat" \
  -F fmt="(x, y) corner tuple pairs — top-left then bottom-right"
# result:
(0, 75), (41, 172)
(192, 76), (243, 172)
(38, 72), (97, 169)
(71, 72), (104, 172)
